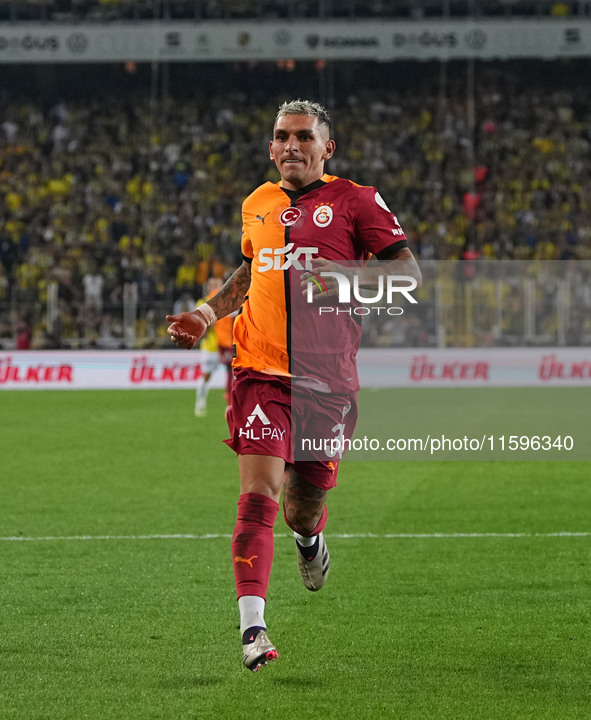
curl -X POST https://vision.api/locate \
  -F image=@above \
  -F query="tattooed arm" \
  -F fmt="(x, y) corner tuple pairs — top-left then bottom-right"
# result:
(205, 262), (251, 319)
(166, 261), (251, 350)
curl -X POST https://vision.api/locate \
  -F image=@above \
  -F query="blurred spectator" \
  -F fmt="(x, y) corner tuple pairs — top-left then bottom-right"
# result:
(172, 290), (197, 315)
(82, 263), (104, 314)
(1, 0), (585, 20)
(15, 318), (32, 349)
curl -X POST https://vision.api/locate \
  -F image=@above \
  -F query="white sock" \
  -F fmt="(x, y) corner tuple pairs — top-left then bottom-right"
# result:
(294, 532), (317, 547)
(196, 378), (211, 408)
(195, 378), (205, 406)
(200, 379), (211, 403)
(238, 595), (266, 635)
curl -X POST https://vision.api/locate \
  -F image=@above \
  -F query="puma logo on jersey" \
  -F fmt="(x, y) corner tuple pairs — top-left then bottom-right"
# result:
(256, 212), (270, 225)
(234, 555), (258, 568)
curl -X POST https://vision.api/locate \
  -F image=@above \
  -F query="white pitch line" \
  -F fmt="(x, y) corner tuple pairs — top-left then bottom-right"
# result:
(0, 531), (590, 542)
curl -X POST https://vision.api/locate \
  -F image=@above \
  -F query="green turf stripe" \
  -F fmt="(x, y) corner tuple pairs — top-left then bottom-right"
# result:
(2, 531), (590, 542)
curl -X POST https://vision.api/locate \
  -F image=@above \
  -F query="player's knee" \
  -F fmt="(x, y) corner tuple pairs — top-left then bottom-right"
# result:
(282, 499), (323, 536)
(238, 455), (284, 502)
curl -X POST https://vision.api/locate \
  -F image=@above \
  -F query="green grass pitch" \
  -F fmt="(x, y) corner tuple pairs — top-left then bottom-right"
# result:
(1, 389), (590, 720)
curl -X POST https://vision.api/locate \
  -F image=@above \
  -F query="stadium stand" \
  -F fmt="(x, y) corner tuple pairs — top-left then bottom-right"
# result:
(1, 60), (590, 349)
(1, 0), (590, 21)
(1, 0), (590, 350)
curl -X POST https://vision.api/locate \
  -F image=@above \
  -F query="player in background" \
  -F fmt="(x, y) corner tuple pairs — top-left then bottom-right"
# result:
(166, 100), (421, 672)
(195, 277), (235, 416)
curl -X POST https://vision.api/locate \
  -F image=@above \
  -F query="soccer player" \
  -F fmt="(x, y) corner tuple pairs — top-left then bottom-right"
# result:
(166, 100), (421, 672)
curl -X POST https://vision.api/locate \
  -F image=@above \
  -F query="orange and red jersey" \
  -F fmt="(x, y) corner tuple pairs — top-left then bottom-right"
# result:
(232, 174), (408, 392)
(214, 313), (234, 350)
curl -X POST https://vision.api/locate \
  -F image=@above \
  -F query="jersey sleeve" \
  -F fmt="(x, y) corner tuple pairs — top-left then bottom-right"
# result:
(354, 185), (408, 259)
(241, 202), (254, 262)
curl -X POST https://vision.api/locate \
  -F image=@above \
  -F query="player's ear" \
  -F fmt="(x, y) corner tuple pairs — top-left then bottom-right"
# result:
(269, 139), (274, 161)
(323, 139), (336, 160)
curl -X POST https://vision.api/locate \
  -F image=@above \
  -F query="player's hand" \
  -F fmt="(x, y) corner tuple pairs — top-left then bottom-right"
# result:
(165, 310), (208, 350)
(300, 256), (355, 300)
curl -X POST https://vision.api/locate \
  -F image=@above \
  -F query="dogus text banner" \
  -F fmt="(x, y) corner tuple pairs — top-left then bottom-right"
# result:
(0, 20), (589, 63)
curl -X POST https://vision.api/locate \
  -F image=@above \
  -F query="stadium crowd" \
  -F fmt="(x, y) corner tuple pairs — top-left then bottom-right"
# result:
(2, 0), (589, 21)
(1, 64), (590, 348)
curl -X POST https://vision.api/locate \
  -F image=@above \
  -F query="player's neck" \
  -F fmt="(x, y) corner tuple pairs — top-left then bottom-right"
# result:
(280, 177), (326, 199)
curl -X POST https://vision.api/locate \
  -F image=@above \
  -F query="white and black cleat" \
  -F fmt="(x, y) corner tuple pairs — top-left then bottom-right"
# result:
(296, 532), (330, 591)
(242, 627), (278, 672)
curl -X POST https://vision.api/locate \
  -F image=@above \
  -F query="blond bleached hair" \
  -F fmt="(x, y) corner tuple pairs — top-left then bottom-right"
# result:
(276, 99), (331, 134)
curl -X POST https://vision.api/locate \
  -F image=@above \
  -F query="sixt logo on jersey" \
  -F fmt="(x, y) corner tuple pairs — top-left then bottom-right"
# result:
(258, 243), (318, 272)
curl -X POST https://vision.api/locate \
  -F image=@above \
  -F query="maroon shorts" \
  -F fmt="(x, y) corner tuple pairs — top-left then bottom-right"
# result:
(224, 368), (358, 490)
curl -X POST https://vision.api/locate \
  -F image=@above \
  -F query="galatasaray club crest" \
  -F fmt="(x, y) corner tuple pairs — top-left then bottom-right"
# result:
(313, 204), (334, 227)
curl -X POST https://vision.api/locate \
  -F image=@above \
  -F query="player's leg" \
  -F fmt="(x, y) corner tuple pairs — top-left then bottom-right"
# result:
(195, 372), (211, 416)
(224, 369), (292, 670)
(284, 387), (357, 591)
(283, 465), (328, 535)
(283, 466), (331, 591)
(232, 453), (283, 671)
(195, 351), (219, 416)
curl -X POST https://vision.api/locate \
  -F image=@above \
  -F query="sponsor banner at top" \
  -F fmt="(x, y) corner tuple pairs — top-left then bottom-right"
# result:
(0, 20), (588, 63)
